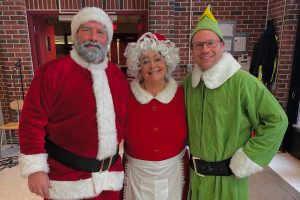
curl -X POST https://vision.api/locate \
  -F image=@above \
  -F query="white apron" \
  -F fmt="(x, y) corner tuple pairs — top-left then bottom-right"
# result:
(123, 149), (186, 200)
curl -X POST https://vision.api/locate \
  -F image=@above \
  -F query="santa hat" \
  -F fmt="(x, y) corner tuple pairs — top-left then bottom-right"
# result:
(190, 5), (224, 42)
(124, 32), (180, 80)
(71, 7), (113, 45)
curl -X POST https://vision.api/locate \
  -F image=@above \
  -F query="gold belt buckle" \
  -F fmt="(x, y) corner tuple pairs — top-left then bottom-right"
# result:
(99, 155), (113, 173)
(192, 156), (205, 177)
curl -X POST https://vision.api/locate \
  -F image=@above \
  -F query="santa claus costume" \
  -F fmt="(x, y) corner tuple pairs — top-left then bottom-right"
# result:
(18, 7), (129, 200)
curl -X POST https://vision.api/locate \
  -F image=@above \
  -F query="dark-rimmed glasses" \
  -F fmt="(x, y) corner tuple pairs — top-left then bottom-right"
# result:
(192, 40), (221, 50)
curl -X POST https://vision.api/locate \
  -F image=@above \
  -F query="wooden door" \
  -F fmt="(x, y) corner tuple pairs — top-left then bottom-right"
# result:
(34, 17), (56, 67)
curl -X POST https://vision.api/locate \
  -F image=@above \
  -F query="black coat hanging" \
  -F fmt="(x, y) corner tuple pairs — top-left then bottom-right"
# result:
(249, 19), (278, 88)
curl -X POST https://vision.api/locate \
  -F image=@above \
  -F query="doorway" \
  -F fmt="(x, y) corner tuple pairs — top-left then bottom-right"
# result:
(27, 12), (147, 72)
(282, 10), (300, 160)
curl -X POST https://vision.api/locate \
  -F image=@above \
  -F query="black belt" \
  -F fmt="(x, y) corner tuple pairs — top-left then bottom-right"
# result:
(190, 155), (233, 176)
(45, 138), (119, 173)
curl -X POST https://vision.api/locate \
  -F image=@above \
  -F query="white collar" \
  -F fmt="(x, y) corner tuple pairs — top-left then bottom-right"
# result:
(191, 52), (241, 89)
(130, 78), (178, 104)
(70, 48), (108, 71)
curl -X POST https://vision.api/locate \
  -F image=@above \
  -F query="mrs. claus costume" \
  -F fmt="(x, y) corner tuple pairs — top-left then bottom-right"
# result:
(123, 32), (189, 200)
(18, 7), (128, 200)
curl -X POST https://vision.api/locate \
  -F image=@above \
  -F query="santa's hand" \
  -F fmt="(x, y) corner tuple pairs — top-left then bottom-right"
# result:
(28, 171), (51, 198)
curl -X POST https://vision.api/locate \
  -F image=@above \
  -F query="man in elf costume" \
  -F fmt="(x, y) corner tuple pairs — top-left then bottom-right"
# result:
(18, 7), (128, 200)
(183, 6), (288, 199)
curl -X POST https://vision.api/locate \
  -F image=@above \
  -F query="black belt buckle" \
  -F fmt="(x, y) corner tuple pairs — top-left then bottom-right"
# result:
(192, 156), (205, 177)
(99, 155), (113, 173)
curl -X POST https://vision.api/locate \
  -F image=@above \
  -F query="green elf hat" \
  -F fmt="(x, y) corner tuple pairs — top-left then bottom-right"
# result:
(190, 5), (224, 42)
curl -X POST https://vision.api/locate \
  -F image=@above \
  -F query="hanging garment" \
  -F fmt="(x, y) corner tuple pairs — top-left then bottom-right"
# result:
(249, 19), (278, 88)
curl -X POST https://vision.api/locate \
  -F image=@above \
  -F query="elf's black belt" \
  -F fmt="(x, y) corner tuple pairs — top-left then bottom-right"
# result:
(190, 155), (233, 176)
(45, 138), (119, 173)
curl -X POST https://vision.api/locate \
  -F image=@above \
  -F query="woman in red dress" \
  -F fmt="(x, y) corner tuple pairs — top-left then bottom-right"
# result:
(123, 32), (189, 200)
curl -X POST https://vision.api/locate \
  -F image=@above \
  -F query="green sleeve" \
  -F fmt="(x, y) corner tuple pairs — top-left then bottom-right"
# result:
(242, 74), (288, 166)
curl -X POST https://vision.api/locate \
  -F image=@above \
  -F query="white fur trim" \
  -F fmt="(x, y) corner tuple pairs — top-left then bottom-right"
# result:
(130, 78), (178, 104)
(19, 153), (49, 177)
(192, 52), (241, 89)
(229, 148), (263, 178)
(70, 48), (89, 68)
(88, 60), (117, 160)
(49, 171), (124, 199)
(71, 48), (117, 160)
(71, 7), (113, 45)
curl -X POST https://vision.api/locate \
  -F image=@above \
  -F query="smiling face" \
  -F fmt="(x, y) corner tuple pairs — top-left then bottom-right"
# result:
(75, 21), (109, 64)
(191, 29), (225, 71)
(77, 21), (108, 47)
(139, 50), (167, 84)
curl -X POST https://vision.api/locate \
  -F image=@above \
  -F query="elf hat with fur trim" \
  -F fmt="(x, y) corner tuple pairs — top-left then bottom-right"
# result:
(190, 5), (224, 43)
(71, 7), (113, 45)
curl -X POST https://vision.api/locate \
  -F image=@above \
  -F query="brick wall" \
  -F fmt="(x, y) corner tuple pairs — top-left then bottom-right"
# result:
(0, 0), (33, 122)
(0, 0), (299, 123)
(150, 0), (270, 81)
(0, 67), (9, 123)
(149, 0), (186, 80)
(268, 0), (299, 108)
(149, 0), (299, 109)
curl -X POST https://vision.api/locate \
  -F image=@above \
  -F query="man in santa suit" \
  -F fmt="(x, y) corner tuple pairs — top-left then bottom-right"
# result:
(18, 7), (129, 200)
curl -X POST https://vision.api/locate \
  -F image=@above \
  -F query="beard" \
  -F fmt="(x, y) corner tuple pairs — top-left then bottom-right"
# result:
(75, 40), (108, 64)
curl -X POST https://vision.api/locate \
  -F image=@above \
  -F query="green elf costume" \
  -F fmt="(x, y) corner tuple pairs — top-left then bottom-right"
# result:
(183, 6), (288, 200)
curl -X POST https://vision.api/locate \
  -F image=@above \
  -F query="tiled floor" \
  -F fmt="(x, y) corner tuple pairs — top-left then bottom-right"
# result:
(0, 152), (299, 199)
(0, 162), (41, 200)
(269, 152), (300, 192)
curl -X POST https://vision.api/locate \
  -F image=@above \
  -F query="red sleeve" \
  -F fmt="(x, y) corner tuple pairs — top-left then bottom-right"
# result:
(19, 64), (54, 155)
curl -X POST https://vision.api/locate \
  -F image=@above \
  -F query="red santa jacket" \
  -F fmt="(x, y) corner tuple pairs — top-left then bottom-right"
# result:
(18, 50), (129, 199)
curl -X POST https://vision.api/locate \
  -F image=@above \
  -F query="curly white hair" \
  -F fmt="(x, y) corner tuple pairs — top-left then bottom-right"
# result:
(124, 32), (180, 80)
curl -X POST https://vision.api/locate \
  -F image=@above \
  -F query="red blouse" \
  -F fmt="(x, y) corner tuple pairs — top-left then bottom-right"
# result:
(124, 87), (187, 161)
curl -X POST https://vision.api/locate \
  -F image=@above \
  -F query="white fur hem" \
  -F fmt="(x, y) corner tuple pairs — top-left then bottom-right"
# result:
(130, 78), (178, 104)
(49, 171), (124, 199)
(229, 148), (263, 178)
(19, 153), (49, 177)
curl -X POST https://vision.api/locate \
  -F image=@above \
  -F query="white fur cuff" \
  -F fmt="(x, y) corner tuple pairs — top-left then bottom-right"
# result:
(19, 153), (49, 177)
(229, 148), (263, 178)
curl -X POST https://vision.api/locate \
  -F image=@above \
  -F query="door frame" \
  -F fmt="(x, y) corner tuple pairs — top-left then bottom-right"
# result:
(27, 11), (59, 71)
(27, 10), (148, 72)
(282, 9), (300, 158)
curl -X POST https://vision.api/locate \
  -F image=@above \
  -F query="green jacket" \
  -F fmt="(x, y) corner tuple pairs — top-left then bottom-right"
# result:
(183, 53), (288, 200)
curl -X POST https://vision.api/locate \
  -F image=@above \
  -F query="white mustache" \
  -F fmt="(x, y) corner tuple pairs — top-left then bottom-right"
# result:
(83, 41), (102, 49)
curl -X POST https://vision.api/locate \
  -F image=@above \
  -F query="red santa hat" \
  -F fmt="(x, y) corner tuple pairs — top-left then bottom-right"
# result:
(71, 7), (113, 45)
(124, 32), (180, 79)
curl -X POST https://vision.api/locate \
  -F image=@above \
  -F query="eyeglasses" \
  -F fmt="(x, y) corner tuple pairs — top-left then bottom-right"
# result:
(192, 40), (221, 50)
(139, 54), (164, 66)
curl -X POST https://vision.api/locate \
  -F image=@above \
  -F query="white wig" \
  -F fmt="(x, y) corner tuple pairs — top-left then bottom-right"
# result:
(124, 32), (180, 80)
